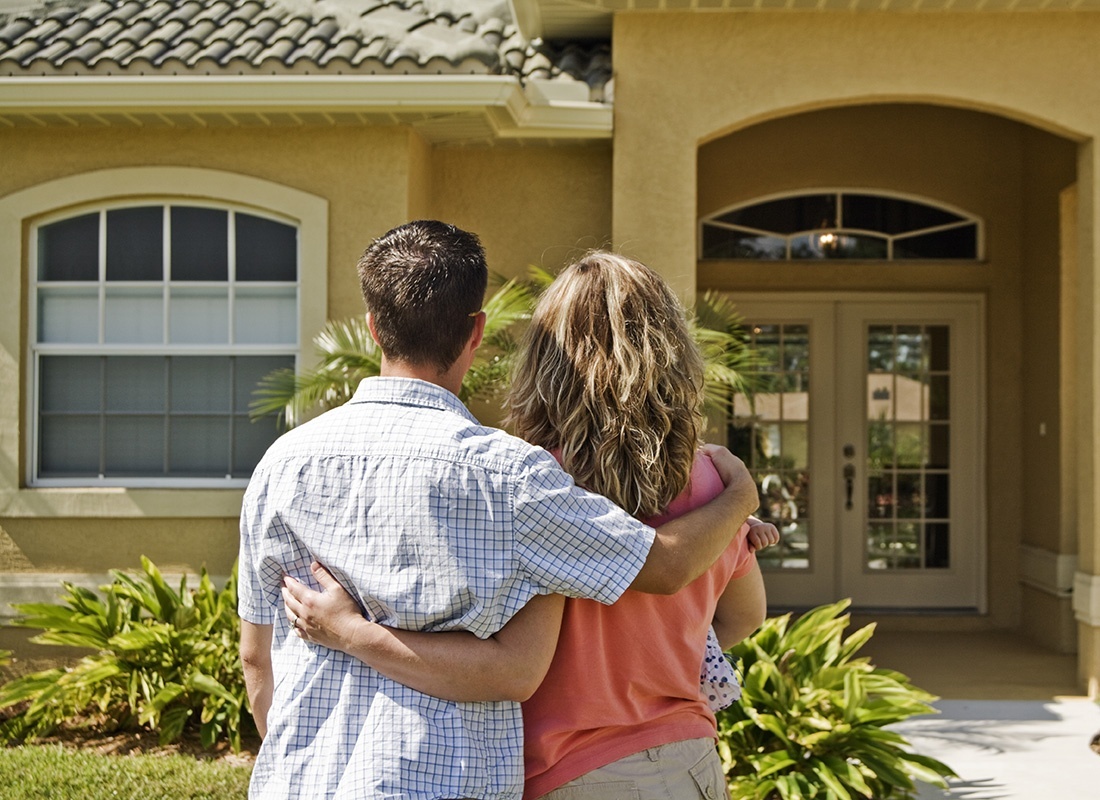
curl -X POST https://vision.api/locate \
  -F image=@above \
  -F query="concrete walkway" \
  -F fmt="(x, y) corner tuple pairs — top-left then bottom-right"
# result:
(893, 698), (1100, 799)
(861, 629), (1100, 798)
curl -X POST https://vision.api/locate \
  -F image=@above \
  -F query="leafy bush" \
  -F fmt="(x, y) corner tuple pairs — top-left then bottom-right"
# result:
(717, 600), (955, 800)
(0, 558), (248, 751)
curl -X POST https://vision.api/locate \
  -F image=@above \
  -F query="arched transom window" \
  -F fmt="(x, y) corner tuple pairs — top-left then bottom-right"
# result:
(700, 191), (982, 261)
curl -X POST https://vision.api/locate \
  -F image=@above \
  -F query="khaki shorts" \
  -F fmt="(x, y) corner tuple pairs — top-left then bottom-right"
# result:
(537, 737), (730, 800)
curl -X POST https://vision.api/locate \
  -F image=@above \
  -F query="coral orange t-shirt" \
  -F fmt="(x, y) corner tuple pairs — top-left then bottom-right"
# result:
(522, 453), (756, 799)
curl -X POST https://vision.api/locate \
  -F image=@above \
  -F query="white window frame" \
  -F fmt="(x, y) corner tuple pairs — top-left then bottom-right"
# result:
(699, 188), (985, 261)
(1, 167), (327, 514)
(30, 201), (300, 488)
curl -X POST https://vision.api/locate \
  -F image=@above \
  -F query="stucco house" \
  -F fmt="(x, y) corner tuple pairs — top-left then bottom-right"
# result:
(1, 0), (1098, 696)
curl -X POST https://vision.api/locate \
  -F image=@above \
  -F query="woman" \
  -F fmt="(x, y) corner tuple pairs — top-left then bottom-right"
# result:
(284, 252), (776, 799)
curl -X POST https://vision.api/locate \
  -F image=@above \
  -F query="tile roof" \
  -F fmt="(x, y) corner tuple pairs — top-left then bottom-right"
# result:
(0, 0), (611, 99)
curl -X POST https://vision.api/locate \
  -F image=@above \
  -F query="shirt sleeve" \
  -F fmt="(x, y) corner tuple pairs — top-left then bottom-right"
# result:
(512, 449), (655, 605)
(237, 471), (286, 625)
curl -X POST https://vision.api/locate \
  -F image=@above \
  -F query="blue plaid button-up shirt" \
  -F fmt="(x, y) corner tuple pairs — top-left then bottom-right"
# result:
(239, 377), (655, 800)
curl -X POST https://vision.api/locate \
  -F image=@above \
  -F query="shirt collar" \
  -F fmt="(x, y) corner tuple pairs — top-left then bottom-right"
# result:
(350, 376), (478, 423)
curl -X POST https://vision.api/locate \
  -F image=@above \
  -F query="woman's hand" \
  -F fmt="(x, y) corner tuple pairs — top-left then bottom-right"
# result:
(281, 563), (565, 702)
(282, 561), (367, 651)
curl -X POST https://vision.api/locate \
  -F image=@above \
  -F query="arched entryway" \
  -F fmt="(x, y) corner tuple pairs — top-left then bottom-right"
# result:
(696, 104), (1078, 650)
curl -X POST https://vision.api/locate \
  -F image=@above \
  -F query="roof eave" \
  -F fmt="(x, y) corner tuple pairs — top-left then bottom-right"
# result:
(0, 74), (613, 142)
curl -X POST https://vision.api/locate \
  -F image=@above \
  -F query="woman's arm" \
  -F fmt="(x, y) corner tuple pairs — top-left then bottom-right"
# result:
(711, 560), (768, 651)
(282, 562), (565, 702)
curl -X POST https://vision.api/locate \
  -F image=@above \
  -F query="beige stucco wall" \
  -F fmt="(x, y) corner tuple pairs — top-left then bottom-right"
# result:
(610, 11), (1100, 302)
(0, 123), (610, 579)
(0, 518), (239, 575)
(429, 143), (613, 279)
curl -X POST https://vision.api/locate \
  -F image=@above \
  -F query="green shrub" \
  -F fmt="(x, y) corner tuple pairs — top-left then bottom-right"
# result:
(0, 558), (248, 751)
(717, 600), (955, 800)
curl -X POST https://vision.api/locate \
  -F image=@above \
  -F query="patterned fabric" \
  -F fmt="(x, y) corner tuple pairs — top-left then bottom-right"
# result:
(700, 626), (741, 711)
(238, 377), (655, 800)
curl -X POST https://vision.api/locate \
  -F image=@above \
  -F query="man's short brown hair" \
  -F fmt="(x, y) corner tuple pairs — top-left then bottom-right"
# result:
(357, 220), (488, 373)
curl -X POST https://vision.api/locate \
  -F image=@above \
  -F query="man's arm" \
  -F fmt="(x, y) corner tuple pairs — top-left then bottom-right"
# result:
(628, 445), (759, 595)
(240, 620), (274, 738)
(282, 562), (565, 702)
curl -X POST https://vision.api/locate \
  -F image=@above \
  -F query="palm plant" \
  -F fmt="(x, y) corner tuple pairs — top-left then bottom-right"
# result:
(251, 271), (759, 428)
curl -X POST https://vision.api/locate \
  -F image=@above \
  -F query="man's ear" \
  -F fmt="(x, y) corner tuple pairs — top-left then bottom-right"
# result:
(365, 313), (382, 345)
(468, 311), (487, 352)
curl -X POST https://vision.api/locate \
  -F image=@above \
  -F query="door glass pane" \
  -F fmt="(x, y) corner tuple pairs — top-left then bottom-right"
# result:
(715, 194), (836, 234)
(106, 207), (163, 281)
(863, 324), (951, 570)
(729, 321), (812, 570)
(893, 223), (978, 260)
(790, 232), (888, 260)
(701, 227), (786, 260)
(843, 194), (962, 235)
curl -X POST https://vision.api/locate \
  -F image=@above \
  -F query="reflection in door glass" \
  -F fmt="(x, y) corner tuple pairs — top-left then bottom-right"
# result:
(866, 324), (950, 570)
(729, 323), (810, 569)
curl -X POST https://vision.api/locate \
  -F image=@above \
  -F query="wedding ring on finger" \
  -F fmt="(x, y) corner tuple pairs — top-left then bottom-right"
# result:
(290, 613), (299, 630)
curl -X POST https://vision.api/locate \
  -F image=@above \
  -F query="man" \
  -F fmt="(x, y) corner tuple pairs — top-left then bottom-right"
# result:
(239, 220), (758, 800)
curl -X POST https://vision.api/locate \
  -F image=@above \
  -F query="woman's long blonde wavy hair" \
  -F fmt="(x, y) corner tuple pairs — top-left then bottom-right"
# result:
(506, 252), (705, 519)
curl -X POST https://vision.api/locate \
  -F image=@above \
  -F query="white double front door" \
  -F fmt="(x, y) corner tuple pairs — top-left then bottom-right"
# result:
(727, 295), (984, 610)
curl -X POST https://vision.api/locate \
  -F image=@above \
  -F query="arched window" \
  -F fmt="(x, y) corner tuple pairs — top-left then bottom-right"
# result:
(31, 201), (299, 485)
(700, 191), (982, 261)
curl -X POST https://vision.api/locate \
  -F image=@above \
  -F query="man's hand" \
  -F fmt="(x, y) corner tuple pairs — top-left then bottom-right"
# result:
(282, 562), (368, 651)
(630, 445), (760, 594)
(700, 444), (759, 516)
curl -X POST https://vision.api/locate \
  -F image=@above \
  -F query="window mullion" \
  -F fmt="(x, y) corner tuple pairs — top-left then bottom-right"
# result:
(228, 210), (236, 346)
(227, 356), (236, 479)
(98, 209), (107, 346)
(98, 355), (107, 479)
(163, 206), (171, 347)
(163, 356), (171, 477)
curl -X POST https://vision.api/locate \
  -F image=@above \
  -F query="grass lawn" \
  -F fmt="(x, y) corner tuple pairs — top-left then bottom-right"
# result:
(0, 744), (252, 799)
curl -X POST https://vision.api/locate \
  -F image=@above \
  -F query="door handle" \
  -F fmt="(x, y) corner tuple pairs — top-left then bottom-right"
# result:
(843, 463), (855, 510)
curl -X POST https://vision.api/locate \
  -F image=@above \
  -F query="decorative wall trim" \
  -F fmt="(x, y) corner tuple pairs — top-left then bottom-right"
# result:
(1019, 544), (1077, 598)
(1073, 571), (1100, 626)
